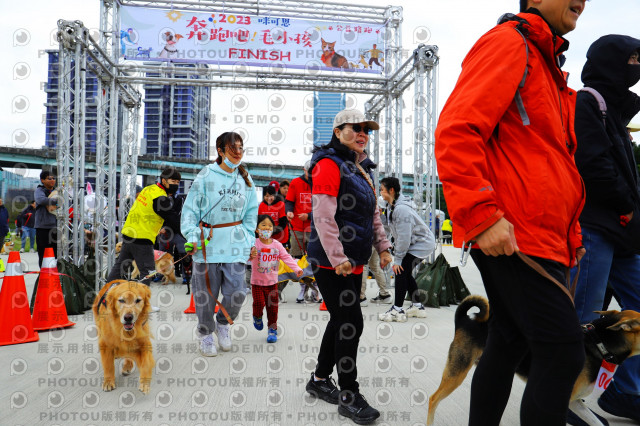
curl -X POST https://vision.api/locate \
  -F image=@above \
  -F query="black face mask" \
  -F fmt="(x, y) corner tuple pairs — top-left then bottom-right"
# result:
(625, 64), (640, 88)
(167, 184), (179, 194)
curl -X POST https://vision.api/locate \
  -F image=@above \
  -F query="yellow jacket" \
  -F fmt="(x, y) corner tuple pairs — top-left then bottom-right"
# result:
(121, 184), (167, 242)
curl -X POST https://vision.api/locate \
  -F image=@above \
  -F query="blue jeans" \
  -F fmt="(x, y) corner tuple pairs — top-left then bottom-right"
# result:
(573, 226), (640, 395)
(21, 226), (36, 250)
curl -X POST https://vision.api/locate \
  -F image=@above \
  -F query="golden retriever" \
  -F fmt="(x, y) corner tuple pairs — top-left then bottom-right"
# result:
(115, 242), (176, 284)
(93, 280), (154, 394)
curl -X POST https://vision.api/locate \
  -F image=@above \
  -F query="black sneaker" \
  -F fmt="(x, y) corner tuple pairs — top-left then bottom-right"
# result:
(371, 293), (392, 304)
(296, 298), (305, 304)
(338, 392), (380, 425)
(305, 373), (339, 404)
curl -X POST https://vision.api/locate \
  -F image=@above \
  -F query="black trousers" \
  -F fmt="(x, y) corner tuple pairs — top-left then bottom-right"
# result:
(469, 250), (584, 426)
(393, 253), (423, 307)
(36, 228), (58, 268)
(106, 239), (155, 285)
(313, 266), (364, 393)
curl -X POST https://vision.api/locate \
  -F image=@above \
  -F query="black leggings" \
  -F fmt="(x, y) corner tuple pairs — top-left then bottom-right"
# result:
(313, 266), (364, 393)
(36, 228), (58, 268)
(393, 253), (423, 307)
(469, 251), (584, 426)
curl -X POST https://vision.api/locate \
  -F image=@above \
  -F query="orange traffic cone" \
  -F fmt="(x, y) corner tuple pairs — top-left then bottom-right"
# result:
(184, 294), (218, 314)
(319, 300), (327, 311)
(184, 294), (196, 314)
(31, 248), (75, 331)
(0, 252), (39, 346)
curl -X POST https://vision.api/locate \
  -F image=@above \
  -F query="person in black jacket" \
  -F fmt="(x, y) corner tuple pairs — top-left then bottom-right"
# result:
(573, 34), (640, 423)
(156, 192), (192, 289)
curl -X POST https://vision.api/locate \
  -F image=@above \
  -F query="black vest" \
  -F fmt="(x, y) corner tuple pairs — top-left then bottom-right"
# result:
(307, 147), (377, 267)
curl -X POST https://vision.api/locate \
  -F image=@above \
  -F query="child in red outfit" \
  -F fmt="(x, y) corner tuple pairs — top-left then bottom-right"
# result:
(250, 215), (302, 343)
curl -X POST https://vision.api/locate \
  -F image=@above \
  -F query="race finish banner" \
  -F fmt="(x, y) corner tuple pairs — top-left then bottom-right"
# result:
(120, 6), (386, 74)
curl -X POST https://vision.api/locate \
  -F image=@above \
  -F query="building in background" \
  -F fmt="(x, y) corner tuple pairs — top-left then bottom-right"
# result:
(142, 63), (211, 159)
(313, 92), (346, 146)
(44, 50), (123, 153)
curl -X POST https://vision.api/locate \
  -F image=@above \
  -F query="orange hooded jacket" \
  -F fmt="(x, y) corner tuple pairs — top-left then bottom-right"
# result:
(435, 12), (584, 267)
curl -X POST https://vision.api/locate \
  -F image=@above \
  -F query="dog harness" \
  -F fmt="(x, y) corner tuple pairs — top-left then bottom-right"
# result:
(97, 281), (121, 314)
(581, 323), (622, 365)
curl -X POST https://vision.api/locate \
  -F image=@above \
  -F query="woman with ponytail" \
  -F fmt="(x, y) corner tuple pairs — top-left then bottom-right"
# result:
(181, 132), (258, 357)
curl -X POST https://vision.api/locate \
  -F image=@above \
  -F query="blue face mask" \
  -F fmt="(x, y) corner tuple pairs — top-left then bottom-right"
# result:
(223, 157), (240, 170)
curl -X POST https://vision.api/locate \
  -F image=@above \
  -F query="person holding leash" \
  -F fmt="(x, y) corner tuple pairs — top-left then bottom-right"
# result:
(181, 132), (258, 357)
(305, 109), (392, 425)
(435, 0), (588, 424)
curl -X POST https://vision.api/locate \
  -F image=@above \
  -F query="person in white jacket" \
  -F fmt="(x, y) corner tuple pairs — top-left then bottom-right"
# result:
(181, 131), (258, 357)
(378, 176), (435, 322)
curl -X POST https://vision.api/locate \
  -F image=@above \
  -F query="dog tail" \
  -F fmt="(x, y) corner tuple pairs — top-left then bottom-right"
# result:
(454, 295), (489, 330)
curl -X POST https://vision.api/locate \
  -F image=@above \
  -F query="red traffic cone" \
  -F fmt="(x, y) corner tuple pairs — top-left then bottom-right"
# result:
(0, 252), (39, 346)
(184, 294), (196, 314)
(184, 294), (218, 314)
(31, 248), (75, 331)
(319, 300), (327, 311)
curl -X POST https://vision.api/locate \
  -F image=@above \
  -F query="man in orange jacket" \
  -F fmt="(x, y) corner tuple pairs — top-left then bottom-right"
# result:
(435, 0), (588, 425)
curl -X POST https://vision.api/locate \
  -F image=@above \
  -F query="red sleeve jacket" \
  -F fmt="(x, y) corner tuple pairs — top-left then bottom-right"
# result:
(435, 12), (584, 267)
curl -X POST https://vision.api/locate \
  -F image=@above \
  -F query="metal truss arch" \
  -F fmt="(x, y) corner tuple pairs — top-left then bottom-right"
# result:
(55, 0), (439, 290)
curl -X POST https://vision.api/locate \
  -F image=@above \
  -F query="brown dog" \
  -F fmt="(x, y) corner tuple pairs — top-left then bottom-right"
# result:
(1, 240), (15, 254)
(115, 242), (176, 284)
(320, 38), (350, 69)
(427, 295), (640, 425)
(93, 280), (154, 394)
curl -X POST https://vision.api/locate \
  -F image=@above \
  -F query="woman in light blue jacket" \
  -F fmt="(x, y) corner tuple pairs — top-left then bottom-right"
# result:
(182, 132), (258, 357)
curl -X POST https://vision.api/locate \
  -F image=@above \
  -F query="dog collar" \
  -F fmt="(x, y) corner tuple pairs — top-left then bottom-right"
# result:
(582, 323), (620, 365)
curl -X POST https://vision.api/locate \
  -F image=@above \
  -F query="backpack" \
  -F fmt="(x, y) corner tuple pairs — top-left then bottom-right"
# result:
(498, 14), (531, 126)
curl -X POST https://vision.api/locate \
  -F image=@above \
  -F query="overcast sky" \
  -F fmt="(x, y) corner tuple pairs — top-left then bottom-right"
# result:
(2, 0), (638, 175)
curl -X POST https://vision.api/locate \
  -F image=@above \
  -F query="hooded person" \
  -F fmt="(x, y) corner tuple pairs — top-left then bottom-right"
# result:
(181, 131), (258, 357)
(572, 34), (640, 423)
(106, 166), (179, 289)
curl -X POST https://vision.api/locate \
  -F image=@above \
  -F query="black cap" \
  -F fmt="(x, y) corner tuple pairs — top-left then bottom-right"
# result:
(160, 166), (181, 181)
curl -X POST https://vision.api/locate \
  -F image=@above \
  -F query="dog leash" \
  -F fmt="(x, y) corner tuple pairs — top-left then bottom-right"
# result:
(460, 241), (579, 304)
(199, 220), (243, 325)
(288, 223), (307, 255)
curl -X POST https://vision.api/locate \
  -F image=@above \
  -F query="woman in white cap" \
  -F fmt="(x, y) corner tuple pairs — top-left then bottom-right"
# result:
(304, 109), (392, 425)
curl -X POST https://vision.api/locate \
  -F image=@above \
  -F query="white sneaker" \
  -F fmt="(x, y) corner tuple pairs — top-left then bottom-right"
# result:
(406, 305), (428, 318)
(151, 306), (160, 313)
(378, 307), (407, 322)
(199, 334), (217, 357)
(19, 248), (25, 253)
(360, 297), (369, 307)
(29, 249), (35, 253)
(216, 322), (232, 352)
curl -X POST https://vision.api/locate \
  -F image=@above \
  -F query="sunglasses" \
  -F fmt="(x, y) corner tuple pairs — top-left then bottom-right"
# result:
(349, 124), (372, 135)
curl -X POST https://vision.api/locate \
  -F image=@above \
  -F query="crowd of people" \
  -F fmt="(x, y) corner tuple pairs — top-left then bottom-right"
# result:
(14, 0), (640, 424)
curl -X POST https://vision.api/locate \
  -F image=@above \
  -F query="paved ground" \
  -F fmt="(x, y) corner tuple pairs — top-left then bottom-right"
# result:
(0, 246), (631, 425)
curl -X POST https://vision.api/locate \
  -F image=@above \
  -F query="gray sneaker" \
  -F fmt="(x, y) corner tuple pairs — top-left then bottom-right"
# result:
(199, 334), (217, 357)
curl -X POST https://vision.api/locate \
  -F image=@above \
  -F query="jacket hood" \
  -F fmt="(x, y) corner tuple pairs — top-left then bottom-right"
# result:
(394, 194), (416, 209)
(582, 35), (640, 104)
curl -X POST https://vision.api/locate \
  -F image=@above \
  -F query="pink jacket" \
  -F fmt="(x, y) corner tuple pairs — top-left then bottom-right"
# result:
(251, 239), (301, 286)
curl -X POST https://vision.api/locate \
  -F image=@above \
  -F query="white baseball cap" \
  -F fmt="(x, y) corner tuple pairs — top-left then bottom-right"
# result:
(332, 109), (380, 130)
